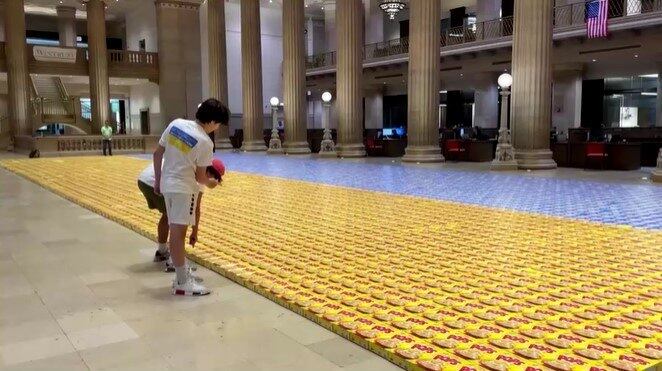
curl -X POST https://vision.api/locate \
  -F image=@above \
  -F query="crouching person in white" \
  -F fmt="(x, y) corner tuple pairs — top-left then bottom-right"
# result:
(152, 98), (230, 296)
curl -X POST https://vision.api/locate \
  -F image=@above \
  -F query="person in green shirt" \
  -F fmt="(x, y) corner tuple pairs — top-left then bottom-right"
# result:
(101, 121), (113, 156)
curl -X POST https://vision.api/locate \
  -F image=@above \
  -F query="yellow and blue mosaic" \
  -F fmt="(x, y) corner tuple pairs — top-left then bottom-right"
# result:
(2, 156), (661, 371)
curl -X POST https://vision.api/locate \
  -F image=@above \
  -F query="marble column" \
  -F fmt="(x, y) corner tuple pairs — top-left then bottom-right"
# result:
(323, 0), (336, 52)
(86, 0), (110, 134)
(510, 0), (556, 169)
(335, 0), (365, 157)
(207, 0), (232, 149)
(156, 1), (202, 134)
(56, 6), (77, 47)
(4, 0), (31, 137)
(282, 0), (311, 154)
(364, 88), (384, 130)
(402, 0), (443, 163)
(656, 66), (662, 127)
(240, 0), (266, 151)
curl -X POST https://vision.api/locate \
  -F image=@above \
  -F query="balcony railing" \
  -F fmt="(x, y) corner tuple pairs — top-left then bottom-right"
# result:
(108, 50), (158, 68)
(306, 51), (336, 69)
(306, 0), (662, 71)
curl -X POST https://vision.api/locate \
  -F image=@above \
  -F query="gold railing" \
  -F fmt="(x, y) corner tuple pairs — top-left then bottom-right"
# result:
(364, 37), (409, 59)
(306, 51), (336, 69)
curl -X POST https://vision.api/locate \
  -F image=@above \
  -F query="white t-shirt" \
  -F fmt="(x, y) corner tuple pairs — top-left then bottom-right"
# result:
(138, 165), (205, 193)
(158, 119), (214, 194)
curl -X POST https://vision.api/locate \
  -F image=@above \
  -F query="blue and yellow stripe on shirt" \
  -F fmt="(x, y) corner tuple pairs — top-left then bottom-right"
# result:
(167, 126), (198, 154)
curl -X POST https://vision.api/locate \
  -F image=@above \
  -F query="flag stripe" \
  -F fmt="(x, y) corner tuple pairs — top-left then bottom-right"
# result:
(587, 0), (608, 38)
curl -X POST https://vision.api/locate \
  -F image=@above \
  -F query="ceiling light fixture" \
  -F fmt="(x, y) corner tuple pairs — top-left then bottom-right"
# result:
(379, 0), (407, 20)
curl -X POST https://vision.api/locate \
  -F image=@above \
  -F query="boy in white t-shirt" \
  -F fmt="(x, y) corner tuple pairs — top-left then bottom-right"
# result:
(137, 159), (225, 267)
(153, 98), (229, 296)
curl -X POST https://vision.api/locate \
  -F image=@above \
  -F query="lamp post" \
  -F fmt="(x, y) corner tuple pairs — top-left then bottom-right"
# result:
(267, 96), (283, 154)
(491, 73), (518, 170)
(319, 91), (337, 157)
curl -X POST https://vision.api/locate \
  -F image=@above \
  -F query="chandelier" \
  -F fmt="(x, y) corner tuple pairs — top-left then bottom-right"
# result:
(379, 0), (407, 20)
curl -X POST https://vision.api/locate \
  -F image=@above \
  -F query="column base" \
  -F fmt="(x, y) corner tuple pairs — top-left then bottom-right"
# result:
(402, 145), (444, 163)
(214, 138), (233, 150)
(336, 143), (366, 158)
(240, 140), (267, 152)
(652, 170), (662, 183)
(284, 141), (312, 155)
(319, 150), (338, 158)
(491, 160), (519, 171)
(515, 149), (557, 170)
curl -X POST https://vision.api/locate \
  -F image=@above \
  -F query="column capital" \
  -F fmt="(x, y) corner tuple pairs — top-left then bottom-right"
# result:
(56, 6), (77, 17)
(154, 0), (200, 11)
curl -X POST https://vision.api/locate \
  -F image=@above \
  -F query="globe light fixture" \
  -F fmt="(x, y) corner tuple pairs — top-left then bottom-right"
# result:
(321, 91), (332, 103)
(498, 73), (513, 89)
(379, 0), (406, 20)
(269, 96), (280, 107)
(491, 73), (517, 170)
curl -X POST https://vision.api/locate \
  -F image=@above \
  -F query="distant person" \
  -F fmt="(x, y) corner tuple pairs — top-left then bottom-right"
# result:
(152, 98), (229, 296)
(101, 121), (113, 156)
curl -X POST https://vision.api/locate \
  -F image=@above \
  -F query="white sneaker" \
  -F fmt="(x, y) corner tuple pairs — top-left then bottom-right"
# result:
(172, 275), (210, 296)
(171, 268), (203, 287)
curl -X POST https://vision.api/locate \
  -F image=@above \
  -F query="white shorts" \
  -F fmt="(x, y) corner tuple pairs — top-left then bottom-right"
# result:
(163, 192), (199, 226)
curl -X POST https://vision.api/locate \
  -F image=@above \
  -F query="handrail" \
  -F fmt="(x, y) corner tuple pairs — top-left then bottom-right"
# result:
(306, 1), (662, 70)
(108, 49), (159, 66)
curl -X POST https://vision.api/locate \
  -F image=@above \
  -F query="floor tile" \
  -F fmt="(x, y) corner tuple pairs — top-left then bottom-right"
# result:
(67, 322), (139, 351)
(0, 334), (75, 366)
(0, 352), (88, 371)
(307, 338), (377, 367)
(56, 307), (124, 334)
(0, 318), (64, 346)
(78, 338), (158, 371)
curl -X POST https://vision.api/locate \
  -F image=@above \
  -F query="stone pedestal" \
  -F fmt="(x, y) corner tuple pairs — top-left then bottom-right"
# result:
(319, 102), (337, 157)
(5, 0), (31, 137)
(335, 0), (365, 158)
(56, 6), (77, 47)
(652, 148), (662, 183)
(239, 0), (267, 152)
(402, 0), (443, 163)
(282, 0), (311, 154)
(511, 0), (557, 170)
(267, 108), (283, 154)
(492, 89), (519, 170)
(207, 0), (232, 150)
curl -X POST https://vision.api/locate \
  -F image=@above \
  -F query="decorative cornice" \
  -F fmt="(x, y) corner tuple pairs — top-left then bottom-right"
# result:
(155, 0), (200, 11)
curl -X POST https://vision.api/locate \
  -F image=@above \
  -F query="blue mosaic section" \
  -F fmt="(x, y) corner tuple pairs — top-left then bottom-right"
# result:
(136, 153), (662, 230)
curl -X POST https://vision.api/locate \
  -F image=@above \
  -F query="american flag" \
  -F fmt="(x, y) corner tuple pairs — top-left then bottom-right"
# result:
(586, 0), (608, 38)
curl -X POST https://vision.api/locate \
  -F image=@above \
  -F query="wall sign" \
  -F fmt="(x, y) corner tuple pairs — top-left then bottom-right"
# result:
(33, 46), (77, 63)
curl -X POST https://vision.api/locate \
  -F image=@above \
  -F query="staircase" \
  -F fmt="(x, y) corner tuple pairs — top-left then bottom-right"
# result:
(30, 75), (90, 134)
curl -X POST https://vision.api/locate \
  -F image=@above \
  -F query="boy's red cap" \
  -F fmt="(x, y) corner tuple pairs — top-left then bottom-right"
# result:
(212, 158), (225, 177)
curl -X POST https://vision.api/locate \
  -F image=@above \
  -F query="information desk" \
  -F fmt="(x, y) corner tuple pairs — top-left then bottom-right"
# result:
(440, 139), (496, 162)
(552, 142), (641, 170)
(365, 138), (406, 157)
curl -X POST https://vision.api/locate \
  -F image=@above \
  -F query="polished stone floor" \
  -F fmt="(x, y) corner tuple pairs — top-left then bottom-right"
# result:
(0, 166), (400, 371)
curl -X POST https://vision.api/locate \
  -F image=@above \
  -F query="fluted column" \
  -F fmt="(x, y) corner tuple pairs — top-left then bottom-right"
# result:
(208, 0), (232, 149)
(656, 64), (662, 127)
(239, 0), (266, 151)
(335, 0), (365, 157)
(402, 0), (443, 163)
(5, 0), (31, 137)
(283, 0), (310, 154)
(56, 6), (77, 47)
(86, 0), (110, 134)
(510, 0), (557, 169)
